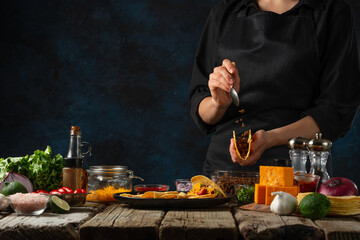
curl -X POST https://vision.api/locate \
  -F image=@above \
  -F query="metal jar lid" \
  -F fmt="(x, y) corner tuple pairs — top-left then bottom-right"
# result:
(307, 132), (332, 151)
(89, 165), (128, 174)
(288, 137), (308, 150)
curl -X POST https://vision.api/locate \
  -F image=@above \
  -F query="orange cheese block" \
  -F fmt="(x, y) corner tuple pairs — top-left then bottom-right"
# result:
(260, 166), (294, 187)
(265, 185), (300, 205)
(254, 184), (266, 204)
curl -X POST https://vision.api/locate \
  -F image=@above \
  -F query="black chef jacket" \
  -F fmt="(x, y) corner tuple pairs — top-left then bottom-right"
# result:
(189, 0), (360, 175)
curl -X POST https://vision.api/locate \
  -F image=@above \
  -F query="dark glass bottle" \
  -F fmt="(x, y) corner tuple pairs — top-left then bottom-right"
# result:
(63, 126), (91, 191)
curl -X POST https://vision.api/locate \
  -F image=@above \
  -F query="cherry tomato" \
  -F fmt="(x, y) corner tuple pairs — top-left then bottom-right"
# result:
(74, 189), (87, 194)
(61, 187), (74, 194)
(57, 188), (67, 194)
(35, 190), (49, 194)
(74, 189), (82, 194)
(50, 190), (61, 195)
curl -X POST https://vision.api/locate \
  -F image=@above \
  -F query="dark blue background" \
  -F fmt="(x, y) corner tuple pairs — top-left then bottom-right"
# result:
(1, 0), (360, 189)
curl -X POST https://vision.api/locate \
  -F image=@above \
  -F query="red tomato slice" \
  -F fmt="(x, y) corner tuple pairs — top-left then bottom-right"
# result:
(61, 187), (74, 194)
(197, 187), (206, 195)
(50, 190), (61, 195)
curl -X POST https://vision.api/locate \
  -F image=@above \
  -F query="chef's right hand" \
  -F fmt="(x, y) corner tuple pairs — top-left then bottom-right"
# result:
(208, 59), (240, 108)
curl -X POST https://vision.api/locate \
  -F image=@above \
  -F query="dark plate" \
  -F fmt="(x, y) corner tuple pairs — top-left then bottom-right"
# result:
(113, 193), (232, 209)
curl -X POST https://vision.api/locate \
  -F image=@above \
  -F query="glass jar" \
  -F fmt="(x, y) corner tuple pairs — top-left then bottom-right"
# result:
(86, 165), (143, 202)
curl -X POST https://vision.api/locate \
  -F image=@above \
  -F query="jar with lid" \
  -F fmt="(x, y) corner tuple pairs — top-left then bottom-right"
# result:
(86, 165), (143, 202)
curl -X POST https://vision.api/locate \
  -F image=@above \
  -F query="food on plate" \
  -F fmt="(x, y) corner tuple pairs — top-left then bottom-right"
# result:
(86, 185), (131, 202)
(233, 130), (252, 160)
(255, 166), (299, 205)
(8, 193), (50, 215)
(0, 146), (63, 192)
(297, 192), (360, 216)
(270, 191), (298, 215)
(50, 195), (70, 214)
(1, 181), (28, 196)
(120, 175), (227, 199)
(318, 177), (358, 196)
(187, 175), (227, 198)
(298, 193), (331, 220)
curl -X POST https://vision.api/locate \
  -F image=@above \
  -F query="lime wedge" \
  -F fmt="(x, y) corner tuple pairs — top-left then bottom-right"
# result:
(50, 196), (70, 214)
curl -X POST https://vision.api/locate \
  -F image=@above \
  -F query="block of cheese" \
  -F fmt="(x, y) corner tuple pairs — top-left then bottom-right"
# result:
(265, 185), (300, 205)
(254, 184), (266, 204)
(260, 166), (294, 187)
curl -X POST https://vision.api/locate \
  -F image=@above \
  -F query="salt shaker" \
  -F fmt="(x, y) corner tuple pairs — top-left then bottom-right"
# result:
(307, 132), (332, 183)
(288, 137), (308, 173)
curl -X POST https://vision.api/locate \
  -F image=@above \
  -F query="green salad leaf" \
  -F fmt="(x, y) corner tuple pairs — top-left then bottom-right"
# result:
(236, 185), (255, 205)
(0, 146), (63, 192)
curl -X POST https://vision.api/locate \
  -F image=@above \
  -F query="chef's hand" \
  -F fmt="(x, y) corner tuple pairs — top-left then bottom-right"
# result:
(208, 59), (240, 108)
(229, 130), (272, 166)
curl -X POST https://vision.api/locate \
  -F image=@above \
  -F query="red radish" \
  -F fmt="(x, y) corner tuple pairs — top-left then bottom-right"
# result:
(57, 188), (67, 194)
(318, 177), (358, 196)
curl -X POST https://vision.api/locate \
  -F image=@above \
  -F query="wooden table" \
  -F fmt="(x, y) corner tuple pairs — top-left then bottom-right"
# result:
(1, 203), (360, 240)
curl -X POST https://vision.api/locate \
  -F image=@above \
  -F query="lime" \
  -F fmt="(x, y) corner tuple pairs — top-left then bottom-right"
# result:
(1, 182), (28, 196)
(299, 193), (331, 220)
(49, 196), (70, 214)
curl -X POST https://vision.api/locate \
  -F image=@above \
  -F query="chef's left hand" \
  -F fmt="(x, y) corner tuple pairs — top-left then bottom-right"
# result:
(229, 130), (273, 166)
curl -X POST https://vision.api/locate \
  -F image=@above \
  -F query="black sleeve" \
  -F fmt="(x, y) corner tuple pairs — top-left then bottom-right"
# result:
(303, 2), (360, 141)
(189, 10), (219, 135)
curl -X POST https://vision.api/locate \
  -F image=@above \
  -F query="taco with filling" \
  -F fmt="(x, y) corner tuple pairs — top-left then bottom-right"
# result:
(187, 175), (227, 198)
(233, 130), (252, 160)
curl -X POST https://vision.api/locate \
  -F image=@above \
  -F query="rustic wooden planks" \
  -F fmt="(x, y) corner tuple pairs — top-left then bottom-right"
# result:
(79, 204), (166, 240)
(315, 217), (360, 240)
(0, 207), (99, 240)
(159, 207), (237, 240)
(234, 208), (323, 240)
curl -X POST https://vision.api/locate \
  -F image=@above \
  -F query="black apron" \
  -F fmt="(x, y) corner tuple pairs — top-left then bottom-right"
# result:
(203, 5), (333, 175)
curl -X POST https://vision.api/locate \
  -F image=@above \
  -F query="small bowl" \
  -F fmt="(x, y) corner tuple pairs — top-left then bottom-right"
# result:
(234, 184), (255, 205)
(134, 184), (169, 192)
(8, 193), (50, 215)
(54, 193), (88, 206)
(175, 179), (192, 192)
(293, 172), (320, 193)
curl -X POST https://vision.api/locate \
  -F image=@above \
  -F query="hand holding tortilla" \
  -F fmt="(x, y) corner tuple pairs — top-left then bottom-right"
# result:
(233, 130), (252, 160)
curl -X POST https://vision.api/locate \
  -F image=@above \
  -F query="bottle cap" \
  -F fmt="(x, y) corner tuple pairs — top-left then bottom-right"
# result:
(288, 137), (308, 150)
(63, 158), (83, 168)
(70, 126), (81, 135)
(307, 132), (332, 151)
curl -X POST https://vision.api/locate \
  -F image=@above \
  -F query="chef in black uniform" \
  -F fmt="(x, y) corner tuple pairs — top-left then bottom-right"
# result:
(189, 0), (360, 175)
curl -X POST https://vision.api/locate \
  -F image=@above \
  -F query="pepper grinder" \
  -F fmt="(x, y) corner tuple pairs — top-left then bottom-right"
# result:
(288, 137), (309, 173)
(307, 132), (332, 183)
